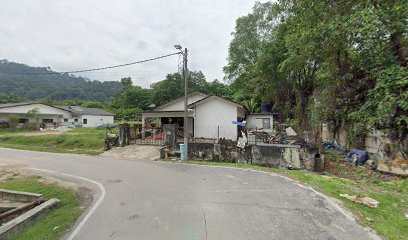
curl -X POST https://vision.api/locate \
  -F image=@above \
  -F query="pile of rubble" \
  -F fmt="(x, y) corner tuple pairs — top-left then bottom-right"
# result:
(248, 125), (310, 146)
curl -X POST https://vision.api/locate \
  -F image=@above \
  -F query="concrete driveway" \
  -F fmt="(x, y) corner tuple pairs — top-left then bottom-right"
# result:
(0, 148), (379, 240)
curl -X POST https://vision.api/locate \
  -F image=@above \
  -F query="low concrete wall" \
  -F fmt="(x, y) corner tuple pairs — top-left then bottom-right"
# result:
(251, 144), (303, 169)
(0, 199), (60, 240)
(0, 189), (43, 203)
(189, 139), (250, 163)
(186, 140), (317, 170)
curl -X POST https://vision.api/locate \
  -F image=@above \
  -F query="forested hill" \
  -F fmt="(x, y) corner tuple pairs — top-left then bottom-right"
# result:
(0, 60), (122, 102)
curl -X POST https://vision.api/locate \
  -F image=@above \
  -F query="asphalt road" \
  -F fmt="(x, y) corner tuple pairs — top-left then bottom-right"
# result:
(0, 148), (379, 240)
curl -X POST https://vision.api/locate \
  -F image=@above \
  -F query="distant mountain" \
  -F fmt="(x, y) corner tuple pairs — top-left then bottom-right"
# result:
(0, 60), (122, 102)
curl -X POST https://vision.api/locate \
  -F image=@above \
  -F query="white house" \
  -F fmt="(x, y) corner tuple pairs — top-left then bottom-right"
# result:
(0, 103), (114, 128)
(142, 92), (246, 140)
(246, 113), (275, 131)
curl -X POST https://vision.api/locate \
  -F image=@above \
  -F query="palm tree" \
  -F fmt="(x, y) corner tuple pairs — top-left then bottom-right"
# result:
(243, 98), (259, 113)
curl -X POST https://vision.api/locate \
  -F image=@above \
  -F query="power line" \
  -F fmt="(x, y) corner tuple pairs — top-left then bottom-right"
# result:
(0, 52), (181, 75)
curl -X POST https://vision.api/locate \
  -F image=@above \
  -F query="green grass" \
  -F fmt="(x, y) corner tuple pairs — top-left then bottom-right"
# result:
(0, 128), (110, 155)
(0, 177), (83, 240)
(184, 160), (408, 240)
(0, 128), (35, 134)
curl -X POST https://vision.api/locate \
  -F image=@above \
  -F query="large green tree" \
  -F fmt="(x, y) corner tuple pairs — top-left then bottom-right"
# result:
(225, 0), (408, 151)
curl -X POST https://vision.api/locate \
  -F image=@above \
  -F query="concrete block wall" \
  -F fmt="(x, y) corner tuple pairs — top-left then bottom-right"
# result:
(187, 141), (316, 170)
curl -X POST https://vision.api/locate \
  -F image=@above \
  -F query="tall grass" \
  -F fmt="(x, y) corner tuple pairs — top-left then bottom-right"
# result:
(0, 128), (109, 154)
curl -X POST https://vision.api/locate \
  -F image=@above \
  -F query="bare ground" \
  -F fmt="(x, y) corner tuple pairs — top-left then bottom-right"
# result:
(2, 127), (73, 137)
(101, 144), (160, 160)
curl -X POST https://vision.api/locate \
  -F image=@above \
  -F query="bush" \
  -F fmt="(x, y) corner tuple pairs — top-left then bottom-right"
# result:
(0, 121), (10, 128)
(23, 123), (39, 130)
(8, 115), (20, 128)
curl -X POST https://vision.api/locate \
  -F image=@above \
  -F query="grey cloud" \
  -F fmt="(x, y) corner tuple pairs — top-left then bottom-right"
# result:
(0, 0), (265, 88)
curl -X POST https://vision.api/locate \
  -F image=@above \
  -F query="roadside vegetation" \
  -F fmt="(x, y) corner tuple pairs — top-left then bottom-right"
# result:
(0, 128), (110, 155)
(0, 128), (35, 134)
(184, 160), (408, 240)
(0, 176), (83, 240)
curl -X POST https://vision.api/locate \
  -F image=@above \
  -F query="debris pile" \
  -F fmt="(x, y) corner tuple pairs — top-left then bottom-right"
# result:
(248, 125), (309, 146)
(323, 140), (408, 177)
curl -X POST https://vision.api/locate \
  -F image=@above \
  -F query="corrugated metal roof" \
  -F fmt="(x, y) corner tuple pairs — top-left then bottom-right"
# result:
(0, 102), (37, 109)
(188, 95), (245, 110)
(56, 106), (114, 116)
(154, 92), (208, 111)
(0, 102), (114, 116)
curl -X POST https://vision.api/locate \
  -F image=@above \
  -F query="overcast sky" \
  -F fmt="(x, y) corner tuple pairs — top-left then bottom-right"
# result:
(0, 0), (265, 88)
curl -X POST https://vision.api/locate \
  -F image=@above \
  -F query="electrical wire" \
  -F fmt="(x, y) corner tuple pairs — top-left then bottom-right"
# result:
(0, 52), (181, 75)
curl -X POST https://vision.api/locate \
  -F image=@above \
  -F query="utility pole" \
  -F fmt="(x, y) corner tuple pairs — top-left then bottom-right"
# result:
(174, 45), (188, 160)
(183, 48), (189, 160)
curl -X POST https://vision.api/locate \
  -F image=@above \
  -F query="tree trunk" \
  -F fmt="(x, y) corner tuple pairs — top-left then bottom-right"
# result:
(390, 31), (408, 67)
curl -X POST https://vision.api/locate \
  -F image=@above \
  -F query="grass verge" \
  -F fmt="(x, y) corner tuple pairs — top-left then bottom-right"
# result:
(0, 128), (109, 155)
(184, 160), (408, 240)
(0, 176), (83, 240)
(0, 129), (35, 134)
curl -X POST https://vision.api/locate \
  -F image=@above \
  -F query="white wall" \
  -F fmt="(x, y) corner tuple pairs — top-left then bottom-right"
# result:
(159, 94), (207, 111)
(194, 98), (238, 140)
(246, 115), (274, 130)
(0, 104), (72, 126)
(0, 104), (115, 128)
(81, 115), (114, 128)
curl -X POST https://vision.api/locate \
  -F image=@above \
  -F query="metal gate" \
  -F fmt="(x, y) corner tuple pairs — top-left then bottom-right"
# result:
(130, 125), (165, 146)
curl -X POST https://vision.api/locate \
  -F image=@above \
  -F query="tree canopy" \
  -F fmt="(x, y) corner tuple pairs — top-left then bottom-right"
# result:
(224, 0), (407, 146)
(0, 60), (122, 102)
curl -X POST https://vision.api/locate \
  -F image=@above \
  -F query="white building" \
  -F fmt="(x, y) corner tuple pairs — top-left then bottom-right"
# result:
(142, 92), (246, 140)
(0, 103), (114, 128)
(245, 113), (275, 131)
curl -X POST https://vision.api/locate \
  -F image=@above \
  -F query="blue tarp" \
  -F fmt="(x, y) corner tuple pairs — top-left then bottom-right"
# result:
(347, 149), (368, 164)
(232, 121), (246, 127)
(322, 142), (348, 153)
(322, 142), (368, 164)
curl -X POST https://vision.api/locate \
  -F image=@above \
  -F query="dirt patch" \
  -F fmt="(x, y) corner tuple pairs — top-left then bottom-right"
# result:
(0, 164), (28, 181)
(101, 144), (160, 160)
(6, 127), (72, 137)
(34, 175), (92, 210)
(0, 166), (92, 210)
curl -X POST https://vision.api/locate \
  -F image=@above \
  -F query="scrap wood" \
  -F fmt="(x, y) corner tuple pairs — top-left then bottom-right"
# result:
(340, 194), (379, 208)
(287, 140), (297, 145)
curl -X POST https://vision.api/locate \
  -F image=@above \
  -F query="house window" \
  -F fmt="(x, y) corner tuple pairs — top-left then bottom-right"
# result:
(261, 118), (271, 129)
(64, 119), (68, 122)
(74, 119), (78, 122)
(42, 119), (54, 123)
(18, 119), (28, 124)
(83, 119), (87, 124)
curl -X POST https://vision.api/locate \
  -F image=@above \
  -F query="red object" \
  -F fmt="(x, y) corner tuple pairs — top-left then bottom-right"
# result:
(154, 132), (164, 140)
